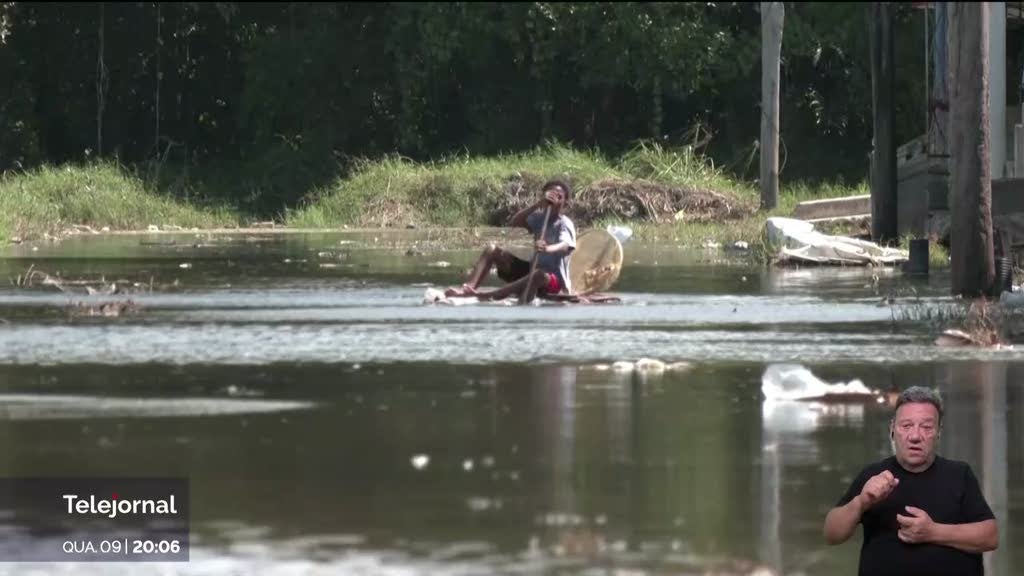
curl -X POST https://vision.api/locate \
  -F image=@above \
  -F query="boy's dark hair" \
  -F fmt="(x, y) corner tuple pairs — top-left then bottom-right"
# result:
(542, 179), (572, 202)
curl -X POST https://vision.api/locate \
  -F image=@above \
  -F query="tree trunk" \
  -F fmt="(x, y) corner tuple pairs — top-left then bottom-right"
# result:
(869, 2), (898, 244)
(95, 2), (105, 157)
(650, 75), (662, 140)
(929, 2), (949, 157)
(949, 2), (994, 297)
(760, 1), (783, 210)
(154, 2), (162, 158)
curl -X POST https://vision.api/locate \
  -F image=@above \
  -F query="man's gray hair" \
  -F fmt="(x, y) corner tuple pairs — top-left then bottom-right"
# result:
(893, 386), (944, 426)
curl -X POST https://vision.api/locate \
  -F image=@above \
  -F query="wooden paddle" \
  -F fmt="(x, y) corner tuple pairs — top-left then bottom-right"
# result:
(520, 204), (552, 304)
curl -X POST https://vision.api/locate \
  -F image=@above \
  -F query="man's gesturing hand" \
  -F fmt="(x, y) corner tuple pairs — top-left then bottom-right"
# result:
(860, 470), (899, 508)
(896, 506), (936, 544)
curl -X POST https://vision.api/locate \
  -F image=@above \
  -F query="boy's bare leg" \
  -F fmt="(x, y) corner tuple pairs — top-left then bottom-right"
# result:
(473, 270), (548, 302)
(446, 245), (515, 296)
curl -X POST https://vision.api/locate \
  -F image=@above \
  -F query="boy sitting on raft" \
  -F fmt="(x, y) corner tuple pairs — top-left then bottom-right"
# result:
(445, 180), (576, 301)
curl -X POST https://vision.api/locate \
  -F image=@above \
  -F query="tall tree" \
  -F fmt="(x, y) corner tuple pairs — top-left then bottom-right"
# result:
(96, 2), (106, 156)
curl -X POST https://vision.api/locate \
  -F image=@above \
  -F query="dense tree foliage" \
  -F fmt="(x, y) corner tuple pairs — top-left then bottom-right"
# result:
(0, 2), (929, 216)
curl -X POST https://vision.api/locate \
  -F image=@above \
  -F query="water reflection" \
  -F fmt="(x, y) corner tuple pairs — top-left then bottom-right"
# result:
(756, 362), (1019, 575)
(0, 360), (1018, 574)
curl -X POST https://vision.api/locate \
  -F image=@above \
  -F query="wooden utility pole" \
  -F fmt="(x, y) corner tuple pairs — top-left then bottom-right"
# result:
(869, 2), (898, 244)
(760, 1), (783, 210)
(929, 2), (949, 158)
(949, 2), (995, 297)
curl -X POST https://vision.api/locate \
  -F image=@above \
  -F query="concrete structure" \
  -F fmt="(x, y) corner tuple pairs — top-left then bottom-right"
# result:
(897, 2), (1024, 253)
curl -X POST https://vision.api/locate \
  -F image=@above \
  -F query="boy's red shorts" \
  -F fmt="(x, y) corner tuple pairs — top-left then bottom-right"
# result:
(500, 255), (562, 294)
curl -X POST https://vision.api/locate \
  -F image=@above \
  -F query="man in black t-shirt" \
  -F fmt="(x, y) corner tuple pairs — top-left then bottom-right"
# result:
(823, 386), (998, 576)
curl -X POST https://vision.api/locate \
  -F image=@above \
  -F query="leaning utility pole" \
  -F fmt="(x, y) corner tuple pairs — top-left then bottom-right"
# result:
(949, 2), (995, 297)
(760, 1), (784, 210)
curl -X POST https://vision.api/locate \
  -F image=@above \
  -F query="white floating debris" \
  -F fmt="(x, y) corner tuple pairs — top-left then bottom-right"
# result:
(732, 240), (750, 251)
(608, 359), (690, 373)
(428, 261), (451, 268)
(702, 240), (721, 249)
(178, 263), (192, 269)
(766, 217), (908, 266)
(611, 361), (634, 372)
(999, 290), (1024, 307)
(463, 459), (474, 472)
(635, 358), (666, 372)
(606, 225), (633, 244)
(410, 454), (430, 470)
(761, 364), (873, 401)
(466, 497), (501, 512)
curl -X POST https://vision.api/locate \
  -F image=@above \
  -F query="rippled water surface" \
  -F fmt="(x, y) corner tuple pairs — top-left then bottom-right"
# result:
(0, 231), (1019, 575)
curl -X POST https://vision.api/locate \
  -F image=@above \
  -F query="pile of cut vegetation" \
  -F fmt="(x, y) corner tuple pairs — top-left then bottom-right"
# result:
(489, 172), (754, 227)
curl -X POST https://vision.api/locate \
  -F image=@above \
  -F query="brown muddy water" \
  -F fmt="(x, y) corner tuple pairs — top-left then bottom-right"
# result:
(0, 230), (1021, 575)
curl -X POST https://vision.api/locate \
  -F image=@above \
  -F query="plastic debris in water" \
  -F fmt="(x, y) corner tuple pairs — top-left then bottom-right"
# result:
(608, 360), (691, 373)
(761, 364), (873, 401)
(410, 454), (429, 470)
(634, 358), (666, 372)
(606, 225), (633, 244)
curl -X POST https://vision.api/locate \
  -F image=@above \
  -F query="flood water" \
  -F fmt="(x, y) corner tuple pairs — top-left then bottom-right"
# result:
(0, 230), (1021, 575)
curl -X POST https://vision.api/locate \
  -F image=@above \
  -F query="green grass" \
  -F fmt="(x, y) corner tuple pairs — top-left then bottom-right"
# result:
(289, 140), (868, 230)
(5, 144), (872, 254)
(0, 162), (240, 241)
(286, 142), (619, 229)
(286, 140), (873, 263)
(898, 235), (951, 269)
(617, 141), (755, 199)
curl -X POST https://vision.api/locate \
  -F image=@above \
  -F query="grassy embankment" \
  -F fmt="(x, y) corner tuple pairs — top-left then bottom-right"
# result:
(288, 142), (890, 260)
(5, 143), (937, 265)
(0, 163), (238, 242)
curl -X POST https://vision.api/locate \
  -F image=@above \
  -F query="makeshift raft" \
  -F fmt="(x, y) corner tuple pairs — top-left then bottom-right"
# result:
(424, 228), (625, 306)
